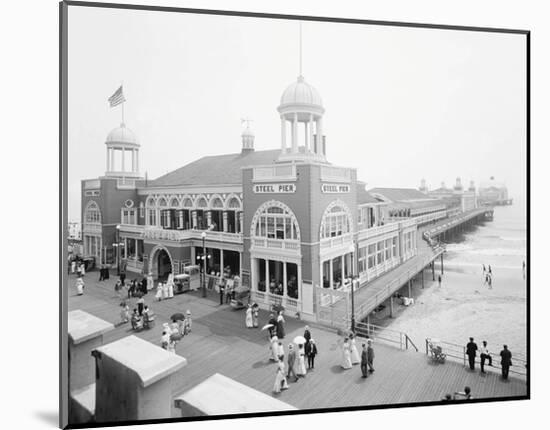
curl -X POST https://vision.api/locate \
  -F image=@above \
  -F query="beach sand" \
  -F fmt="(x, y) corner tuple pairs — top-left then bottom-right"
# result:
(368, 263), (526, 359)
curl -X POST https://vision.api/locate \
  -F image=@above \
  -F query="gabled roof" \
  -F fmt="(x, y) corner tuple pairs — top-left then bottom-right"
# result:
(357, 187), (380, 204)
(150, 150), (281, 187)
(368, 187), (433, 202)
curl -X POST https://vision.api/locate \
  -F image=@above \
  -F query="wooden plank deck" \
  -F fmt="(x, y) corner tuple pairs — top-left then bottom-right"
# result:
(68, 273), (526, 418)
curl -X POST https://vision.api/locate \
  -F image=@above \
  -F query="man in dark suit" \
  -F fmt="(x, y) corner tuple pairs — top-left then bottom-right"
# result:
(466, 337), (478, 370)
(500, 345), (512, 380)
(304, 325), (312, 345)
(268, 313), (277, 338)
(287, 344), (298, 382)
(218, 279), (225, 305)
(360, 343), (368, 378)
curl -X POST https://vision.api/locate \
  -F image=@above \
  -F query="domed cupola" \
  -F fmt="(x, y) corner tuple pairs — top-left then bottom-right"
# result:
(277, 75), (327, 163)
(241, 119), (255, 154)
(105, 122), (141, 178)
(454, 176), (464, 192)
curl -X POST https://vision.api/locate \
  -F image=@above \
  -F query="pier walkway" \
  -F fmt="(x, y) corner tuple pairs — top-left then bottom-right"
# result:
(68, 273), (526, 416)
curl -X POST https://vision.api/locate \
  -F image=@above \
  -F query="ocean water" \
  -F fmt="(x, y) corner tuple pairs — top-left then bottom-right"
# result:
(387, 201), (528, 359)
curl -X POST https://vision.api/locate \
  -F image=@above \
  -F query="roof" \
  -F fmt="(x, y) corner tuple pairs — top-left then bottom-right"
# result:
(280, 75), (323, 108)
(368, 187), (433, 202)
(357, 187), (380, 204)
(150, 149), (281, 187)
(174, 373), (297, 414)
(94, 335), (187, 388)
(106, 123), (139, 146)
(68, 310), (114, 345)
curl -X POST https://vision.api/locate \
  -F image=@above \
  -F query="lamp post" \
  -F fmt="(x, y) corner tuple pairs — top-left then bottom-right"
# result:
(201, 231), (207, 297)
(115, 225), (121, 275)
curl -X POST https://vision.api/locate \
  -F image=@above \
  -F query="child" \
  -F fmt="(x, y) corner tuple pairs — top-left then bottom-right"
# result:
(119, 301), (129, 323)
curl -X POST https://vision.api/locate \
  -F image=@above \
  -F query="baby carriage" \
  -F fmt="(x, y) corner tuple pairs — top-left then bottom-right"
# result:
(230, 282), (250, 310)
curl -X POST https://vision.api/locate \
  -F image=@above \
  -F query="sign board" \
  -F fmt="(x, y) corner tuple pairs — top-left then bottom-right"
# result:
(321, 183), (351, 193)
(253, 183), (296, 194)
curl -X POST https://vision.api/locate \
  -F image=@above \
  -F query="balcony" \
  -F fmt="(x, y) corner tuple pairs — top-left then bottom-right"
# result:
(140, 226), (243, 244)
(252, 164), (296, 182)
(320, 232), (354, 249)
(358, 223), (399, 241)
(252, 238), (300, 251)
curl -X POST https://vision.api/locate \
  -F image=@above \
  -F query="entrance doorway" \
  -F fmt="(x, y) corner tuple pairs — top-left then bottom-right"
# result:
(157, 249), (172, 281)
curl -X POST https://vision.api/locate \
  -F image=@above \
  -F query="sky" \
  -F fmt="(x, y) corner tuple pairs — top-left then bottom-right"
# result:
(67, 6), (527, 222)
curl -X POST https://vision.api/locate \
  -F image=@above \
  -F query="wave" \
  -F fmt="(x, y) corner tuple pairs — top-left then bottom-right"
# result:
(442, 261), (524, 270)
(468, 247), (526, 257)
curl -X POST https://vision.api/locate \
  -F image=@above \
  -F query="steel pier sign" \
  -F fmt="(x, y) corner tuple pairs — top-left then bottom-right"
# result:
(321, 183), (350, 193)
(253, 183), (296, 194)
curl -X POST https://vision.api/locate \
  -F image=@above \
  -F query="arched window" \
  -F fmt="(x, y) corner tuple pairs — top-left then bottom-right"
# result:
(169, 197), (180, 208)
(84, 201), (101, 224)
(182, 197), (193, 208)
(196, 196), (208, 208)
(210, 196), (224, 209)
(320, 201), (352, 239)
(146, 197), (158, 226)
(227, 196), (241, 209)
(158, 197), (168, 208)
(252, 201), (300, 241)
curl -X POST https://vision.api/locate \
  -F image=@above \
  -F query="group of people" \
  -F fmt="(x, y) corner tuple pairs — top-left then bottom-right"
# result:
(70, 259), (86, 277)
(245, 303), (260, 328)
(114, 276), (150, 299)
(160, 311), (193, 354)
(466, 337), (514, 379)
(482, 264), (493, 288)
(441, 386), (474, 401)
(155, 279), (175, 301)
(340, 333), (375, 378)
(272, 325), (318, 393)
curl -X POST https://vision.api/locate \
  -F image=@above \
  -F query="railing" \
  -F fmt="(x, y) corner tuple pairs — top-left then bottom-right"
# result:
(141, 227), (243, 243)
(320, 232), (354, 249)
(358, 223), (399, 241)
(350, 321), (419, 351)
(354, 255), (441, 320)
(119, 224), (144, 234)
(250, 290), (301, 311)
(253, 164), (296, 182)
(117, 178), (136, 189)
(422, 207), (488, 240)
(252, 238), (300, 251)
(320, 166), (351, 182)
(425, 338), (527, 378)
(82, 223), (102, 235)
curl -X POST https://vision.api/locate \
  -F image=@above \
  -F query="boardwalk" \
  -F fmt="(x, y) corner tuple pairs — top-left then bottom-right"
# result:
(68, 272), (526, 417)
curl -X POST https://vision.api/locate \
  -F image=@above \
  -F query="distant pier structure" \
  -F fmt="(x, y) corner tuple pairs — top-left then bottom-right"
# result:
(478, 176), (513, 206)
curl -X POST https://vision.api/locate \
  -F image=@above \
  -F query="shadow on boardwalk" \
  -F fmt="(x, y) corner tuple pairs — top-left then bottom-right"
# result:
(68, 272), (527, 416)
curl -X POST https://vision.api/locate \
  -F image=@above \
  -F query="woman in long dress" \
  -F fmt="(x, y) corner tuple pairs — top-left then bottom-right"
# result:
(155, 283), (163, 301)
(167, 280), (174, 298)
(245, 305), (254, 328)
(252, 304), (259, 328)
(341, 338), (352, 369)
(162, 282), (169, 300)
(349, 333), (360, 365)
(270, 335), (279, 361)
(273, 360), (288, 393)
(276, 311), (285, 339)
(76, 278), (84, 295)
(296, 343), (307, 377)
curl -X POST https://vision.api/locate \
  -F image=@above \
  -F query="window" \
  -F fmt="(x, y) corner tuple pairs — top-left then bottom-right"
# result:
(392, 237), (398, 257)
(84, 201), (101, 224)
(320, 203), (351, 239)
(376, 241), (384, 264)
(147, 209), (157, 226)
(358, 247), (367, 273)
(367, 244), (376, 269)
(385, 239), (392, 260)
(121, 208), (136, 225)
(252, 202), (299, 241)
(139, 202), (145, 218)
(161, 209), (174, 229)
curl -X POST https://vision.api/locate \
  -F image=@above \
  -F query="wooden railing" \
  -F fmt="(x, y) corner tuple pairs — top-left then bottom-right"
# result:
(252, 238), (300, 251)
(350, 321), (418, 351)
(320, 232), (354, 249)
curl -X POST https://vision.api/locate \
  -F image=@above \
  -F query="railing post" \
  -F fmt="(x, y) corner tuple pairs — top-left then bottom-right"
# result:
(405, 335), (408, 350)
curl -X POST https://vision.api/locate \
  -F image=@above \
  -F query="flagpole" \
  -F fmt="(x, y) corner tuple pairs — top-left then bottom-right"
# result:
(121, 82), (125, 125)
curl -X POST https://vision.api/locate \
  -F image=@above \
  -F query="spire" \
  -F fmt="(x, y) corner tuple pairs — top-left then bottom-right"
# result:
(240, 118), (255, 153)
(299, 21), (303, 77)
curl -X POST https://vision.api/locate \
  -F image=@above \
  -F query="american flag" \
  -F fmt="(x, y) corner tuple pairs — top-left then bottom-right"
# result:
(108, 85), (125, 108)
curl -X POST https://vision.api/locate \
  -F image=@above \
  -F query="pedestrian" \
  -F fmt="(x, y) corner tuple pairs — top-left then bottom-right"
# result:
(482, 264), (486, 275)
(71, 260), (76, 274)
(305, 338), (318, 370)
(245, 304), (253, 328)
(341, 337), (352, 370)
(488, 265), (492, 275)
(304, 325), (312, 346)
(161, 330), (170, 350)
(438, 274), (442, 287)
(454, 386), (473, 400)
(296, 343), (307, 377)
(367, 339), (375, 373)
(137, 296), (145, 316)
(218, 279), (225, 305)
(114, 280), (122, 298)
(268, 313), (277, 338)
(276, 311), (285, 339)
(287, 344), (298, 382)
(270, 335), (279, 361)
(119, 301), (129, 323)
(252, 303), (259, 328)
(128, 280), (135, 298)
(155, 283), (163, 301)
(184, 310), (192, 334)
(484, 273), (489, 285)
(500, 345), (512, 380)
(277, 341), (285, 362)
(225, 279), (233, 304)
(480, 340), (492, 373)
(80, 262), (85, 276)
(141, 276), (148, 293)
(162, 282), (169, 300)
(131, 309), (142, 330)
(273, 360), (288, 393)
(349, 333), (360, 365)
(488, 275), (493, 289)
(360, 343), (368, 378)
(98, 265), (104, 281)
(76, 263), (82, 278)
(167, 279), (174, 298)
(466, 337), (478, 370)
(75, 278), (84, 295)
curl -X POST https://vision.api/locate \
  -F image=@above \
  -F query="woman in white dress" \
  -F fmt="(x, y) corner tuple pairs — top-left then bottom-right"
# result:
(341, 338), (352, 369)
(155, 283), (163, 301)
(349, 333), (360, 365)
(147, 273), (154, 291)
(296, 343), (307, 377)
(75, 278), (84, 295)
(245, 305), (254, 328)
(167, 280), (174, 298)
(270, 335), (279, 361)
(162, 282), (169, 300)
(273, 360), (288, 393)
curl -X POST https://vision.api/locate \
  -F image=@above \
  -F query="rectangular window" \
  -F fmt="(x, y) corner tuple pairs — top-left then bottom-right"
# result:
(267, 216), (275, 238)
(148, 209), (157, 226)
(139, 205), (145, 218)
(276, 216), (284, 239)
(376, 241), (384, 265)
(385, 239), (392, 259)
